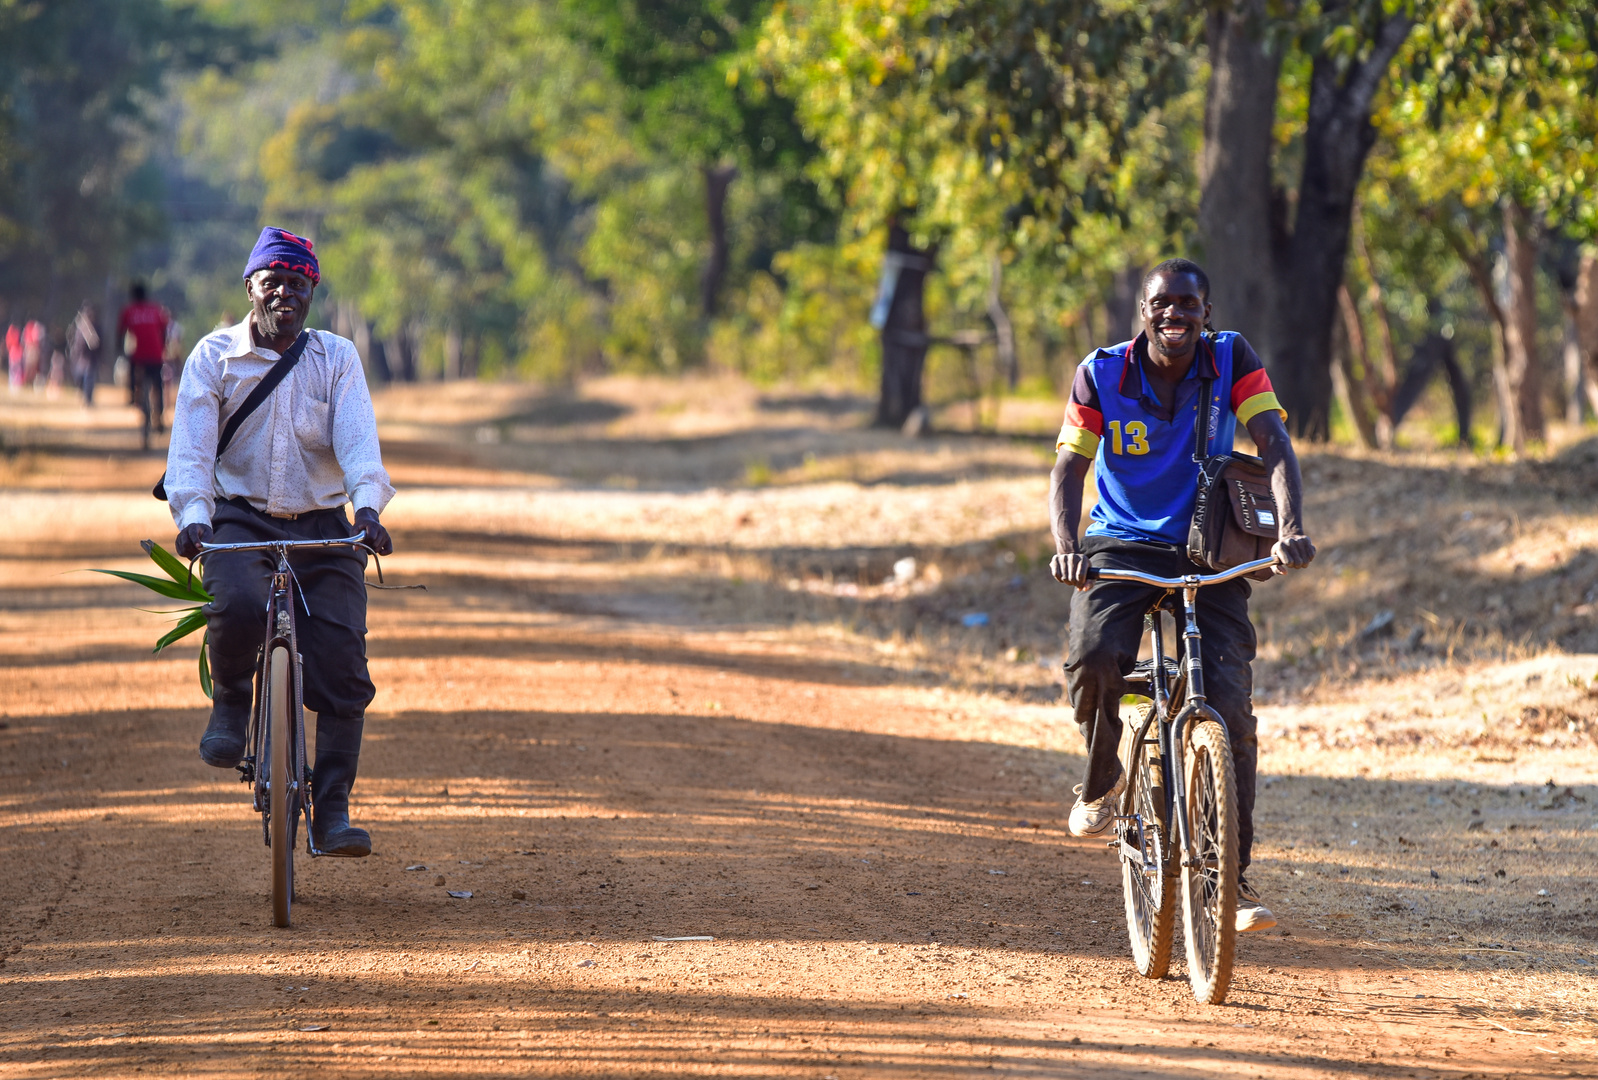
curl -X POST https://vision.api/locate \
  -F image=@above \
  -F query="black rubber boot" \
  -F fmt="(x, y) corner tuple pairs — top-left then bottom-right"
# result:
(198, 671), (254, 768)
(311, 714), (371, 856)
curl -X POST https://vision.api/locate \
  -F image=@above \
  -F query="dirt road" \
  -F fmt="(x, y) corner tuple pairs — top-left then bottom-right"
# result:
(2, 378), (1594, 1077)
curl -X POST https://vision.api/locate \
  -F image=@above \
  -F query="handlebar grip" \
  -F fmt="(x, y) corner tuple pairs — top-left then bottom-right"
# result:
(1084, 567), (1100, 581)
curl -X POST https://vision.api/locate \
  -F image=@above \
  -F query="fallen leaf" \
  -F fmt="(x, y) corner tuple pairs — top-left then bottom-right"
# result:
(447, 890), (473, 899)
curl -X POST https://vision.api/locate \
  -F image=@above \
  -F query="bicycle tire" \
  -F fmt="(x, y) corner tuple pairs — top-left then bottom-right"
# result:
(268, 645), (294, 928)
(1181, 718), (1238, 1004)
(1119, 705), (1176, 979)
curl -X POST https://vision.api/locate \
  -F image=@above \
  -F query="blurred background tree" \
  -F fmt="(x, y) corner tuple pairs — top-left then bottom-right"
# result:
(3, 0), (1595, 453)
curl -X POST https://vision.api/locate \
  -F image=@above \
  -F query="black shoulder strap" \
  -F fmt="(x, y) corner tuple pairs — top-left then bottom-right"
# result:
(215, 330), (310, 456)
(1193, 331), (1222, 462)
(1194, 372), (1214, 463)
(152, 330), (311, 501)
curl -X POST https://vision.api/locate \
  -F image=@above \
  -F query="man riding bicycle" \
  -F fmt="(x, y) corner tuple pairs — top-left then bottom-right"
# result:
(164, 227), (395, 857)
(1049, 259), (1315, 932)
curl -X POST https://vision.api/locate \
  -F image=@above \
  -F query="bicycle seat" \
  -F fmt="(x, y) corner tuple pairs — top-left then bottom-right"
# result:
(1123, 656), (1181, 691)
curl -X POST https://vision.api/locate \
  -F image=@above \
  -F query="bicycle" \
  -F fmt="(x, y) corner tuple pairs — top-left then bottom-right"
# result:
(193, 533), (375, 928)
(1085, 552), (1280, 1005)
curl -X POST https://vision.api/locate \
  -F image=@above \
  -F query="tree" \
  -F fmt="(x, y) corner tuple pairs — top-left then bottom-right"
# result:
(0, 0), (251, 323)
(1380, 1), (1598, 451)
(557, 0), (832, 324)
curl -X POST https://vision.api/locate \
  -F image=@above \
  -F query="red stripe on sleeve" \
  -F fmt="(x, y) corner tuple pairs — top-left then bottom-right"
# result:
(1064, 399), (1103, 436)
(1230, 367), (1273, 412)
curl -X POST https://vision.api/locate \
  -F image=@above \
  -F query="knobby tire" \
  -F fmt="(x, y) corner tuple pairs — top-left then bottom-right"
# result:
(1181, 718), (1238, 1004)
(1120, 705), (1176, 979)
(268, 646), (294, 928)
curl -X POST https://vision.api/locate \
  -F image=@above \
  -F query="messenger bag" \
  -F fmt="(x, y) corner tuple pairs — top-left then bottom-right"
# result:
(152, 330), (310, 501)
(1185, 341), (1279, 581)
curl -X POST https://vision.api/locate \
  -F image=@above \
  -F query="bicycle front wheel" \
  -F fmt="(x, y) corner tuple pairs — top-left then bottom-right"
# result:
(1180, 718), (1238, 1004)
(267, 645), (295, 928)
(1120, 705), (1175, 979)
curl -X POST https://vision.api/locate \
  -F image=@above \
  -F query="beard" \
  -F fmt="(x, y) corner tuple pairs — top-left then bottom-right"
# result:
(253, 300), (304, 341)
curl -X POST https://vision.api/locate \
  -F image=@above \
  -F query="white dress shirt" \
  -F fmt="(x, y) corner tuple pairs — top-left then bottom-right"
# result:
(165, 318), (395, 528)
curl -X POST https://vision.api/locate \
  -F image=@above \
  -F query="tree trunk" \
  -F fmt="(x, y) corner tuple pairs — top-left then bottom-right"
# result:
(387, 329), (418, 382)
(1266, 14), (1412, 440)
(444, 323), (463, 380)
(1198, 0), (1283, 353)
(874, 222), (935, 429)
(1442, 215), (1512, 445)
(1104, 265), (1142, 343)
(1564, 312), (1586, 425)
(1334, 284), (1378, 448)
(988, 255), (1017, 389)
(1574, 251), (1598, 418)
(700, 163), (738, 318)
(1501, 198), (1544, 449)
(1331, 298), (1377, 448)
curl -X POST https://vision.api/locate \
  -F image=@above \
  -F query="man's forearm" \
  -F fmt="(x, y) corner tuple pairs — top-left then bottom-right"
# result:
(1249, 414), (1306, 536)
(1049, 451), (1091, 553)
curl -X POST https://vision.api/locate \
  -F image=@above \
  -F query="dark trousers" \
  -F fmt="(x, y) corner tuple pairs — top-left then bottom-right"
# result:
(1066, 535), (1261, 871)
(132, 362), (164, 433)
(202, 498), (374, 720)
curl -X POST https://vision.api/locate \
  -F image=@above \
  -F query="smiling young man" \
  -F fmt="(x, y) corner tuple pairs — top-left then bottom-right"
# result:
(1048, 258), (1315, 932)
(164, 227), (394, 856)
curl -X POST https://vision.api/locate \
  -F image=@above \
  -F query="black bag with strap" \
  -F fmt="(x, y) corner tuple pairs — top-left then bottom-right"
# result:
(1186, 338), (1279, 582)
(152, 330), (310, 502)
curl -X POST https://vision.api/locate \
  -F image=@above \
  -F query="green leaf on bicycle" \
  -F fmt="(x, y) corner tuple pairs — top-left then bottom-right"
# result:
(155, 608), (209, 652)
(198, 629), (213, 699)
(140, 539), (211, 600)
(88, 568), (210, 603)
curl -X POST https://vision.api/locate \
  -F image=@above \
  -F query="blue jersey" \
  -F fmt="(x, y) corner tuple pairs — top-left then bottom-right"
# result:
(1056, 331), (1284, 545)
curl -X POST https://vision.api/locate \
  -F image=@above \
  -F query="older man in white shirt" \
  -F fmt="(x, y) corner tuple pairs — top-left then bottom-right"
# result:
(165, 226), (393, 857)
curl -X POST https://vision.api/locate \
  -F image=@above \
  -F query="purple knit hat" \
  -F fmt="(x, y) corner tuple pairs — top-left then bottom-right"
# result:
(242, 227), (321, 285)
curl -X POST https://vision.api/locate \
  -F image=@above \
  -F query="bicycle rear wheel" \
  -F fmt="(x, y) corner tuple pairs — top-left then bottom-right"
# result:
(267, 645), (295, 928)
(1180, 718), (1238, 1004)
(1120, 705), (1175, 978)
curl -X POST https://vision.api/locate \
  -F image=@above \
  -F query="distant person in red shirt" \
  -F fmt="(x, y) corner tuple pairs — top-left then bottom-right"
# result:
(118, 283), (171, 449)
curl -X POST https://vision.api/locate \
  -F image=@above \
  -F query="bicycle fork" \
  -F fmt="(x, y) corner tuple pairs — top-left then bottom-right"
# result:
(1164, 585), (1228, 872)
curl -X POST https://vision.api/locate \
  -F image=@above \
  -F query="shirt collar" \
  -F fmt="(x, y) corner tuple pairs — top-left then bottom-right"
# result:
(1117, 331), (1218, 397)
(221, 315), (301, 362)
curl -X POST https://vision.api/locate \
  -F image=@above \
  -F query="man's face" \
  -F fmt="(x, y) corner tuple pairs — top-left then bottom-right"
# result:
(1140, 271), (1210, 357)
(246, 268), (315, 341)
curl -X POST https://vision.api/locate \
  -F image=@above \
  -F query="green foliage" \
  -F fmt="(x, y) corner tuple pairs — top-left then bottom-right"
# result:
(0, 0), (255, 322)
(90, 540), (213, 697)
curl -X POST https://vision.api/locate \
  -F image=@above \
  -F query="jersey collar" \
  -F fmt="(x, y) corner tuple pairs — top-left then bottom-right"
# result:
(1117, 331), (1219, 398)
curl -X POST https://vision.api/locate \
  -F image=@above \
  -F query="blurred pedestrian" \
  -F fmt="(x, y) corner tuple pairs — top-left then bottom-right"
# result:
(117, 282), (171, 449)
(23, 320), (46, 388)
(5, 324), (20, 392)
(68, 301), (102, 405)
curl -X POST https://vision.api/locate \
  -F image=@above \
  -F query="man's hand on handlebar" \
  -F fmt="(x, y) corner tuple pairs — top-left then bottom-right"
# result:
(354, 507), (393, 556)
(1272, 533), (1316, 573)
(1049, 551), (1091, 590)
(175, 522), (213, 559)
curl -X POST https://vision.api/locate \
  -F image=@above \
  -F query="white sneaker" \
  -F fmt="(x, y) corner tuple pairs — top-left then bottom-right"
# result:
(1236, 877), (1277, 932)
(1068, 772), (1126, 837)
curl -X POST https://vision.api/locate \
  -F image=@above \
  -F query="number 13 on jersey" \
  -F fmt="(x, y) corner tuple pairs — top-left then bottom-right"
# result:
(1106, 420), (1149, 455)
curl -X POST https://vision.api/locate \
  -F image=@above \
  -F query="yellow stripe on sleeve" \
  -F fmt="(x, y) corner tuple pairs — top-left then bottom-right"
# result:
(1235, 391), (1287, 426)
(1056, 425), (1101, 458)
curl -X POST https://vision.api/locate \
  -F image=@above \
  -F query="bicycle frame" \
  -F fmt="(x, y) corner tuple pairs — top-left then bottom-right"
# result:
(1088, 554), (1277, 873)
(195, 534), (370, 857)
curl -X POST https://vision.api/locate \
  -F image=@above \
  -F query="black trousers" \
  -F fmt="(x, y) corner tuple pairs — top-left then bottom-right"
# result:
(132, 362), (164, 430)
(1066, 535), (1261, 871)
(202, 498), (374, 719)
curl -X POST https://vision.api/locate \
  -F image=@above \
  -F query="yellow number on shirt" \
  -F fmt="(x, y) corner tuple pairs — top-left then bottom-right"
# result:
(1106, 420), (1150, 456)
(1124, 421), (1149, 455)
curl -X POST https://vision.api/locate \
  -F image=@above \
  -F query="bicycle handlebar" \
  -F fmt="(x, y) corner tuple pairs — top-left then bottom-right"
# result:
(196, 534), (370, 555)
(1085, 554), (1281, 589)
